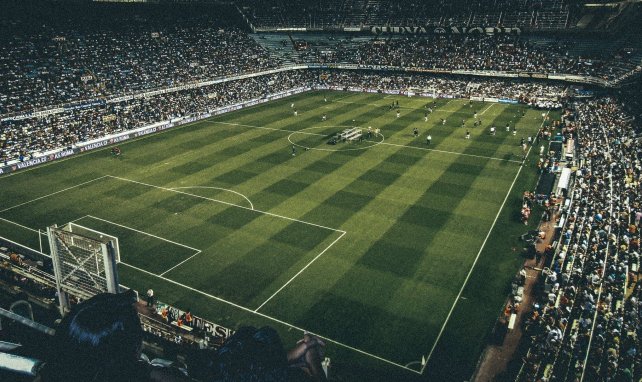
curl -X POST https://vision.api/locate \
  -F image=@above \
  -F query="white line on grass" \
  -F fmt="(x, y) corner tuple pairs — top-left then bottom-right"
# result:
(332, 93), (354, 102)
(380, 142), (523, 164)
(215, 121), (298, 134)
(0, 234), (48, 257)
(85, 215), (201, 252)
(70, 215), (88, 223)
(214, 121), (520, 163)
(106, 175), (346, 234)
(168, 186), (254, 210)
(159, 250), (203, 276)
(0, 117), (218, 180)
(118, 260), (420, 374)
(0, 175), (108, 213)
(254, 230), (347, 312)
(0, 217), (40, 233)
(419, 111), (546, 375)
(420, 157), (525, 374)
(82, 214), (205, 277)
(334, 100), (399, 108)
(479, 103), (495, 116)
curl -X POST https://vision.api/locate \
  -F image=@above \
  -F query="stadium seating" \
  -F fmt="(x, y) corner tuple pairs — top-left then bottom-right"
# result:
(236, 0), (581, 31)
(0, 3), (280, 115)
(1, 1), (642, 381)
(514, 97), (642, 382)
(1, 71), (566, 163)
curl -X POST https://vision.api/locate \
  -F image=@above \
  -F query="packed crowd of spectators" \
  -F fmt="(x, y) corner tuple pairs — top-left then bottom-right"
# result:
(299, 35), (641, 82)
(1, 2), (639, 120)
(316, 70), (567, 101)
(1, 70), (565, 164)
(515, 97), (642, 381)
(0, 70), (311, 163)
(5, 81), (641, 382)
(2, 3), (642, 382)
(0, 2), (279, 115)
(236, 0), (574, 30)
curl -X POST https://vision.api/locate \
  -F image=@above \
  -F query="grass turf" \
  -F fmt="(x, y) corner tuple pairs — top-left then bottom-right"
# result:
(0, 90), (551, 381)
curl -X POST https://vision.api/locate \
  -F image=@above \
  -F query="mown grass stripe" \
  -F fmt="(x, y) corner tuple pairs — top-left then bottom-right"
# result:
(267, 106), (528, 364)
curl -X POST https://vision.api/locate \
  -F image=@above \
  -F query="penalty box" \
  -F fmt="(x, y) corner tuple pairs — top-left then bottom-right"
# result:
(0, 175), (346, 307)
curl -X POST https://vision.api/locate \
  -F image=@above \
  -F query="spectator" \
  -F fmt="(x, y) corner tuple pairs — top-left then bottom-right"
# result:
(213, 326), (327, 382)
(39, 291), (189, 382)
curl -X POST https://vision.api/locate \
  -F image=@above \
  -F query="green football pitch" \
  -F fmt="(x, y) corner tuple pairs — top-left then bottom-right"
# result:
(0, 90), (552, 380)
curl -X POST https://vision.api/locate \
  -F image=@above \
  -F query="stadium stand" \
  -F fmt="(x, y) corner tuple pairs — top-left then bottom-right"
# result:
(1, 0), (642, 381)
(292, 34), (641, 82)
(0, 2), (280, 114)
(512, 96), (642, 381)
(1, 71), (566, 163)
(235, 0), (577, 31)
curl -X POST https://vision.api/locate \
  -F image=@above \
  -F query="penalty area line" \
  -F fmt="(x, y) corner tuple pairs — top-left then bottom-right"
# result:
(84, 215), (201, 252)
(159, 250), (203, 277)
(118, 261), (420, 375)
(254, 230), (347, 312)
(106, 175), (345, 234)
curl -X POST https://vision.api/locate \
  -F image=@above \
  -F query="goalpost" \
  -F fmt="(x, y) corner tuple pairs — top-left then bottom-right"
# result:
(46, 223), (121, 314)
(66, 222), (121, 263)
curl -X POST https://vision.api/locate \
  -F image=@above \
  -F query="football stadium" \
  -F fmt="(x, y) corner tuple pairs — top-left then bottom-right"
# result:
(0, 1), (640, 382)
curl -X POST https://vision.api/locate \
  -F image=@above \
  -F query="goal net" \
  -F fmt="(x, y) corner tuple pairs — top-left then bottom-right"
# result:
(65, 222), (121, 263)
(47, 224), (120, 310)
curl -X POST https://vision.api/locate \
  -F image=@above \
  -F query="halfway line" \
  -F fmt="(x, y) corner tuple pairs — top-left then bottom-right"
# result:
(380, 142), (522, 163)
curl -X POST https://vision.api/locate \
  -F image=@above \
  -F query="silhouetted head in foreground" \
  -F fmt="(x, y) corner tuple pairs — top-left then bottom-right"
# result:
(41, 291), (146, 382)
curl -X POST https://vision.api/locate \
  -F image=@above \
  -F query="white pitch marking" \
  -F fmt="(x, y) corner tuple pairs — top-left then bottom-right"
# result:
(0, 217), (40, 233)
(420, 111), (547, 374)
(168, 186), (254, 210)
(106, 175), (345, 234)
(255, 231), (347, 312)
(420, 156), (524, 373)
(215, 121), (297, 134)
(335, 100), (390, 108)
(159, 250), (203, 276)
(70, 215), (88, 223)
(331, 93), (354, 102)
(380, 142), (522, 164)
(84, 215), (201, 252)
(0, 234), (48, 257)
(215, 120), (517, 162)
(0, 118), (213, 179)
(118, 261), (420, 374)
(479, 103), (495, 116)
(0, 175), (108, 213)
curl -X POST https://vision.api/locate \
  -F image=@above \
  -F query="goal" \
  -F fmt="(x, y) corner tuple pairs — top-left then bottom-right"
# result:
(47, 223), (120, 313)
